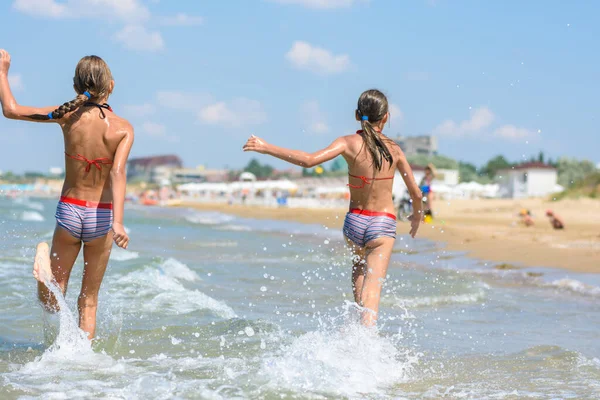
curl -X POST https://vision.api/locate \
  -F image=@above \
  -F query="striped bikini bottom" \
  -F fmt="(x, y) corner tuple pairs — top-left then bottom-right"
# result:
(343, 208), (397, 248)
(55, 196), (113, 242)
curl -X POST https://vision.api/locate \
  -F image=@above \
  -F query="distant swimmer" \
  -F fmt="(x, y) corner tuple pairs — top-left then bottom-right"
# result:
(546, 209), (565, 230)
(244, 89), (423, 326)
(519, 209), (534, 227)
(0, 50), (134, 340)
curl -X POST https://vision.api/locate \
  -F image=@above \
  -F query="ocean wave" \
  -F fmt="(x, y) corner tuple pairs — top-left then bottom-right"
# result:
(12, 197), (45, 211)
(21, 211), (45, 222)
(185, 211), (235, 226)
(111, 258), (236, 319)
(219, 224), (252, 232)
(464, 268), (600, 299)
(195, 241), (238, 248)
(391, 289), (487, 308)
(110, 247), (140, 262)
(546, 278), (600, 298)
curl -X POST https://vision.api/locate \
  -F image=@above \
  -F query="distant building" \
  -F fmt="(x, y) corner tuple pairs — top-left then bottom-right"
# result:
(496, 162), (559, 198)
(394, 135), (438, 157)
(127, 155), (183, 182)
(171, 168), (229, 184)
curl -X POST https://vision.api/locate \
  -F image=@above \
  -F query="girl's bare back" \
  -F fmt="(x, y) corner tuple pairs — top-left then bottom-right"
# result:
(60, 106), (132, 202)
(343, 133), (401, 215)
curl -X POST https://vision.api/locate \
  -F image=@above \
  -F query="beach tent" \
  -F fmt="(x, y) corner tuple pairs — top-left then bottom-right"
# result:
(178, 182), (233, 193)
(314, 186), (349, 195)
(239, 172), (257, 182)
(230, 179), (298, 191)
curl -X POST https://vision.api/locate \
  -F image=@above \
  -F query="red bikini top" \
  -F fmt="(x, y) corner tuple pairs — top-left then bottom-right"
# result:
(64, 102), (114, 172)
(348, 130), (394, 189)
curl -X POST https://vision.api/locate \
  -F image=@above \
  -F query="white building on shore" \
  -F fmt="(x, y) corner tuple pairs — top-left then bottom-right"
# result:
(496, 162), (561, 198)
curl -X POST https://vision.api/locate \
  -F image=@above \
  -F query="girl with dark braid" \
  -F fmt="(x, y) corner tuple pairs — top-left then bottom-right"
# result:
(0, 50), (133, 340)
(244, 89), (423, 326)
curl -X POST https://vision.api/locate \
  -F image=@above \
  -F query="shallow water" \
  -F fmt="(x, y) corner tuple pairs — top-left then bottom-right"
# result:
(1, 197), (599, 399)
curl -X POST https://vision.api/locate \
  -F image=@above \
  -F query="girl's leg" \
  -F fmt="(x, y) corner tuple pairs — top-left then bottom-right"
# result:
(360, 237), (395, 327)
(79, 234), (112, 339)
(345, 237), (366, 303)
(36, 226), (82, 312)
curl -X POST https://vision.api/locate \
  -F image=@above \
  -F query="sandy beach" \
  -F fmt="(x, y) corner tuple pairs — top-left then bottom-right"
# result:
(177, 198), (600, 273)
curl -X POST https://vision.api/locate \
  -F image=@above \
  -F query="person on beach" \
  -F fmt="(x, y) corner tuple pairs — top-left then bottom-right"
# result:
(0, 50), (133, 340)
(546, 209), (565, 230)
(243, 89), (423, 326)
(519, 209), (534, 227)
(419, 164), (435, 221)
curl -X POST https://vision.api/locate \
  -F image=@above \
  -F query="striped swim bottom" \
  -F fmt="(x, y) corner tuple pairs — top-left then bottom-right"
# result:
(55, 196), (113, 242)
(343, 208), (397, 248)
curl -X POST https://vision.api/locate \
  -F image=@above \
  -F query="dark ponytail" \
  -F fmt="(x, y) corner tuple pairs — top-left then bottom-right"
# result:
(357, 89), (393, 171)
(27, 92), (91, 121)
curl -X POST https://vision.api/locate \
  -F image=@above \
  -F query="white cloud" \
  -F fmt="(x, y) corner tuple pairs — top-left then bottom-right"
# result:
(160, 13), (203, 26)
(494, 125), (537, 140)
(142, 122), (166, 137)
(124, 103), (155, 118)
(198, 98), (267, 128)
(156, 91), (213, 111)
(301, 100), (329, 134)
(13, 0), (67, 18)
(286, 41), (350, 75)
(269, 0), (363, 9)
(8, 74), (24, 91)
(13, 0), (150, 22)
(433, 107), (495, 137)
(114, 25), (164, 52)
(152, 91), (267, 129)
(141, 121), (179, 142)
(433, 106), (536, 141)
(388, 103), (403, 123)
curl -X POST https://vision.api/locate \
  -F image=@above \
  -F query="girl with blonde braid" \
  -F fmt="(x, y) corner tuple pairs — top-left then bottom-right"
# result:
(0, 50), (134, 339)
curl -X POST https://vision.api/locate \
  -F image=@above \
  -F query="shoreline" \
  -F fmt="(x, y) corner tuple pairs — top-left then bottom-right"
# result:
(174, 199), (600, 274)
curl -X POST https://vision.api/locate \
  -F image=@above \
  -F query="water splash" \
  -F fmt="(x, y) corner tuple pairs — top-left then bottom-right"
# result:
(260, 304), (420, 398)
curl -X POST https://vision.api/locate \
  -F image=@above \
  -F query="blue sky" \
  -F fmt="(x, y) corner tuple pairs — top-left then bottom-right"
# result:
(0, 0), (598, 173)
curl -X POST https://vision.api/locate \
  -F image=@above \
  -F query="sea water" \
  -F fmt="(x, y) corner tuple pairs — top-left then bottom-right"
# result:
(0, 197), (599, 399)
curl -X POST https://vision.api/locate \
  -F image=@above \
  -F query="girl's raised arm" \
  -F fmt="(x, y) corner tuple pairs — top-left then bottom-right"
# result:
(0, 50), (58, 123)
(243, 135), (347, 168)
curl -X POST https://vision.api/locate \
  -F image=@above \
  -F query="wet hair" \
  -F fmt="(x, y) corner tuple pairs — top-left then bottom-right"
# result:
(27, 56), (113, 121)
(356, 89), (393, 171)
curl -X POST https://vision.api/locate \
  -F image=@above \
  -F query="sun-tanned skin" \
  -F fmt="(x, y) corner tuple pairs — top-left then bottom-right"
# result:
(244, 110), (423, 326)
(0, 49), (134, 339)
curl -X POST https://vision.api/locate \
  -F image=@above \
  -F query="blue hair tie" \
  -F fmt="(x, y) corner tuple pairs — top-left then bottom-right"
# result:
(361, 115), (369, 121)
(47, 112), (54, 120)
(83, 91), (91, 99)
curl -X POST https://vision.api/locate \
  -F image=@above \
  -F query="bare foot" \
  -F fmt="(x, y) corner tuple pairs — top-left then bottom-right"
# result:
(33, 242), (54, 285)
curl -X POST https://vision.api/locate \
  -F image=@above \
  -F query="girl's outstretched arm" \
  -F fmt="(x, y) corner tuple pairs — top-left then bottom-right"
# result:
(0, 50), (57, 122)
(110, 123), (134, 249)
(243, 135), (347, 168)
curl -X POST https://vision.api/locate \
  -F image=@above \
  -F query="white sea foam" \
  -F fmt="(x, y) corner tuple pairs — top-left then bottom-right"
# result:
(547, 278), (600, 298)
(195, 240), (239, 248)
(392, 288), (487, 308)
(21, 211), (45, 222)
(112, 258), (236, 319)
(185, 211), (234, 225)
(110, 247), (140, 262)
(219, 224), (252, 232)
(13, 197), (45, 211)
